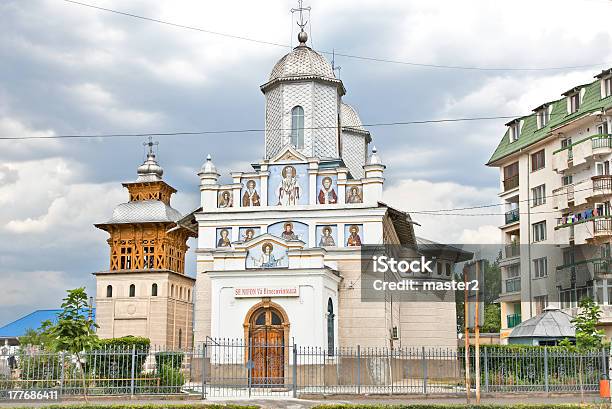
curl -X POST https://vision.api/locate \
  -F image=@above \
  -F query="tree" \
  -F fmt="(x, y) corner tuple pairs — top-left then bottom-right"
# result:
(481, 303), (501, 333)
(18, 320), (57, 350)
(572, 297), (604, 350)
(48, 288), (98, 399)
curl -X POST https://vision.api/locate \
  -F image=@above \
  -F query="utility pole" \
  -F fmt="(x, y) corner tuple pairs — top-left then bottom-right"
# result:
(475, 261), (481, 404)
(463, 264), (471, 403)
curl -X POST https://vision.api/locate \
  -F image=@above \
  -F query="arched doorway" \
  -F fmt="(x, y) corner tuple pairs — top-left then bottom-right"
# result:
(244, 300), (289, 386)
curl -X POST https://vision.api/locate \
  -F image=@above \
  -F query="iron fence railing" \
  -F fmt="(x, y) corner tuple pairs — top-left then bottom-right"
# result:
(0, 341), (608, 399)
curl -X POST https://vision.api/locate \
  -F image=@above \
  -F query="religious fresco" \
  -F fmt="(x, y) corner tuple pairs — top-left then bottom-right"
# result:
(239, 226), (261, 242)
(316, 225), (337, 247)
(345, 185), (363, 204)
(216, 227), (232, 248)
(344, 224), (363, 247)
(241, 178), (261, 207)
(268, 164), (308, 206)
(316, 174), (338, 204)
(218, 190), (233, 208)
(246, 241), (288, 269)
(268, 220), (308, 243)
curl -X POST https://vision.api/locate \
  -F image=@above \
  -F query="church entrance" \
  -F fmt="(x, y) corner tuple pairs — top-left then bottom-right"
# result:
(245, 302), (289, 386)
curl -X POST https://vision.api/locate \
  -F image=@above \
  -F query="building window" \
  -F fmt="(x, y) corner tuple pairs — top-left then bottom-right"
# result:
(503, 162), (519, 191)
(436, 262), (442, 275)
(509, 122), (520, 142)
(569, 93), (580, 113)
(327, 298), (335, 355)
(152, 283), (158, 296)
(120, 247), (132, 269)
(129, 284), (136, 297)
(532, 221), (546, 242)
(178, 329), (182, 349)
(535, 295), (548, 315)
(531, 184), (546, 207)
(598, 122), (609, 136)
(605, 77), (612, 98)
(531, 149), (545, 171)
(106, 285), (113, 298)
(187, 289), (191, 301)
(291, 106), (305, 149)
(533, 257), (547, 278)
(143, 246), (154, 269)
(562, 175), (573, 186)
(536, 107), (549, 129)
(596, 161), (610, 176)
(445, 263), (451, 276)
(171, 284), (174, 298)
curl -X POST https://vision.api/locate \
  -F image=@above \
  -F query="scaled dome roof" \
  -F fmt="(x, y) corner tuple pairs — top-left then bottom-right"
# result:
(269, 45), (335, 82)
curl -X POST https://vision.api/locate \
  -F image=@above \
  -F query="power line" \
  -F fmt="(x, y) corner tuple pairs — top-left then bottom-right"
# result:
(0, 114), (530, 140)
(61, 0), (612, 72)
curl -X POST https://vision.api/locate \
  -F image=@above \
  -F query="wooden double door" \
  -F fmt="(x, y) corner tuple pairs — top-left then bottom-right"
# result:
(249, 308), (285, 386)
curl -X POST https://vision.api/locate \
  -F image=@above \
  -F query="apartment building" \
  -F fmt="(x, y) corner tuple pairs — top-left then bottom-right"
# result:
(487, 68), (612, 343)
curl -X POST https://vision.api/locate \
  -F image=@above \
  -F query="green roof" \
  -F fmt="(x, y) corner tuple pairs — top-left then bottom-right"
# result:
(487, 75), (612, 166)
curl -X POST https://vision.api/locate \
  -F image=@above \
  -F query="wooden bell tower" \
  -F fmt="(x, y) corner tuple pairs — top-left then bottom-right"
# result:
(94, 139), (197, 348)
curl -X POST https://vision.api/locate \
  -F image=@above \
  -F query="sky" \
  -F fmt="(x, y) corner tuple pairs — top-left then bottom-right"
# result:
(1, 0), (612, 325)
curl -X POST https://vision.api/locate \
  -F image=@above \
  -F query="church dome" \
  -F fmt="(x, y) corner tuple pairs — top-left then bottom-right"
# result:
(341, 103), (367, 132)
(136, 152), (163, 182)
(106, 200), (183, 224)
(269, 45), (335, 82)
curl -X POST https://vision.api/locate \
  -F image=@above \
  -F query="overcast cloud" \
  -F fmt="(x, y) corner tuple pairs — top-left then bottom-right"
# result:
(1, 0), (611, 325)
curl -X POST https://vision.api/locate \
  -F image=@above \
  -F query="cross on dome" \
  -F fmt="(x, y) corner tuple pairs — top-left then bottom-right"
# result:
(291, 0), (311, 45)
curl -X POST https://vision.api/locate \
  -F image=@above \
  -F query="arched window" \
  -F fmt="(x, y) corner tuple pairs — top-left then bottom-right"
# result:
(187, 289), (191, 301)
(291, 106), (304, 149)
(171, 284), (174, 298)
(178, 329), (183, 349)
(445, 263), (452, 277)
(180, 287), (183, 299)
(129, 284), (135, 297)
(327, 298), (335, 355)
(152, 283), (158, 296)
(106, 285), (113, 298)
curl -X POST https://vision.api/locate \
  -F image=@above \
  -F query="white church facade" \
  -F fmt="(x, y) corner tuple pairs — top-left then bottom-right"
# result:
(93, 20), (470, 360)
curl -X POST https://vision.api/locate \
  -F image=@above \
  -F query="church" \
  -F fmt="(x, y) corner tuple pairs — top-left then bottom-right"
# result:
(93, 16), (470, 357)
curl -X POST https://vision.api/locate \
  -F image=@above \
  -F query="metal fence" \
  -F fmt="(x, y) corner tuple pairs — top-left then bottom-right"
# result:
(0, 340), (608, 399)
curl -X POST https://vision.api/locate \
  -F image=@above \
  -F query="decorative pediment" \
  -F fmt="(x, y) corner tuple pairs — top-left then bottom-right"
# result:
(235, 233), (304, 269)
(269, 145), (308, 163)
(234, 233), (305, 251)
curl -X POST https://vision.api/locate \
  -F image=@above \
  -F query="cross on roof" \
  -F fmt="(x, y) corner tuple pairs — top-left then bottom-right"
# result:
(291, 0), (310, 32)
(143, 136), (158, 157)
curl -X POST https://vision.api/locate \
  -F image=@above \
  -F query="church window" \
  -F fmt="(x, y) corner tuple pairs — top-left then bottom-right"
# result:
(291, 106), (305, 149)
(129, 284), (136, 297)
(171, 284), (174, 298)
(445, 263), (452, 276)
(178, 328), (182, 349)
(271, 311), (282, 325)
(143, 246), (154, 269)
(187, 289), (191, 301)
(106, 285), (113, 298)
(120, 247), (132, 269)
(152, 283), (158, 296)
(327, 298), (335, 355)
(255, 312), (266, 325)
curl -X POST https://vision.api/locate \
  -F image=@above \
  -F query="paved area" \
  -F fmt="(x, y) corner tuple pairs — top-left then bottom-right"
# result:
(0, 394), (607, 408)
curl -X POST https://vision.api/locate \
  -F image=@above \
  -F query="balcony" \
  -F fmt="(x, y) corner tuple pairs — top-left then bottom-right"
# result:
(504, 208), (519, 225)
(503, 175), (519, 192)
(594, 218), (612, 237)
(505, 277), (521, 293)
(592, 134), (612, 150)
(504, 243), (520, 259)
(507, 313), (521, 328)
(592, 175), (612, 196)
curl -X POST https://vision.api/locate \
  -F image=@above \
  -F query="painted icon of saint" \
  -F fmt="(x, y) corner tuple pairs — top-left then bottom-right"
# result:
(277, 165), (300, 206)
(217, 229), (231, 247)
(318, 176), (337, 204)
(242, 180), (260, 207)
(250, 242), (284, 268)
(346, 186), (363, 204)
(243, 228), (255, 242)
(281, 222), (299, 241)
(218, 190), (233, 208)
(347, 225), (362, 247)
(318, 226), (336, 247)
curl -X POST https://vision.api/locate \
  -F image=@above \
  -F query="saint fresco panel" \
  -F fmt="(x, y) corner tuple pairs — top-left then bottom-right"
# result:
(218, 190), (233, 208)
(316, 225), (338, 247)
(241, 178), (261, 207)
(268, 220), (308, 243)
(317, 174), (338, 204)
(345, 185), (363, 204)
(239, 226), (261, 242)
(344, 224), (363, 247)
(216, 227), (232, 248)
(268, 164), (308, 206)
(246, 241), (288, 269)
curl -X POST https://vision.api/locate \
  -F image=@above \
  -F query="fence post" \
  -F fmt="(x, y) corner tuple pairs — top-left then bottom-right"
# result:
(544, 346), (549, 393)
(292, 344), (298, 398)
(130, 345), (136, 398)
(422, 346), (427, 394)
(357, 345), (361, 395)
(59, 351), (65, 397)
(201, 343), (207, 400)
(483, 347), (489, 393)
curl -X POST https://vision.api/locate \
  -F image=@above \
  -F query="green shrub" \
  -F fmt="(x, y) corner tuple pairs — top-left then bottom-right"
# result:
(155, 351), (184, 370)
(312, 406), (603, 409)
(157, 363), (185, 388)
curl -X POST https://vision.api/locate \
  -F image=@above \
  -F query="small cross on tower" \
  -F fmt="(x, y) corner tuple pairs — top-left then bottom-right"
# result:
(291, 0), (311, 45)
(144, 136), (159, 158)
